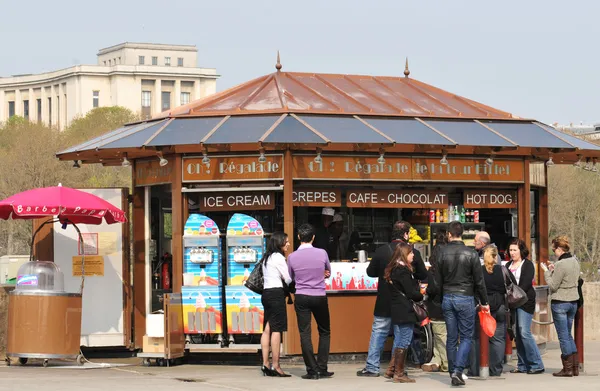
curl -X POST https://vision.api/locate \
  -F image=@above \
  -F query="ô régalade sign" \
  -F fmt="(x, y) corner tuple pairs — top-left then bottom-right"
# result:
(347, 190), (448, 208)
(292, 156), (524, 183)
(183, 155), (283, 182)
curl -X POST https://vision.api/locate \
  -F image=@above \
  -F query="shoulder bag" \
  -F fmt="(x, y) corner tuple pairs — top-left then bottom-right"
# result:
(392, 282), (430, 326)
(501, 265), (528, 309)
(244, 261), (264, 295)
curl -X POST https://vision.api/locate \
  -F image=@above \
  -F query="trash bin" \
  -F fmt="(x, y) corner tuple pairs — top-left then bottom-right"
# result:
(6, 261), (83, 367)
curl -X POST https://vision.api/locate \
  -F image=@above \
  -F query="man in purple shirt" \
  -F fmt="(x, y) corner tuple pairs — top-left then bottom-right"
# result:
(288, 223), (332, 380)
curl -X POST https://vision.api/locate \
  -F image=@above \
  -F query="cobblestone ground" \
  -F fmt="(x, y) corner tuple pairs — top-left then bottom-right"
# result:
(0, 342), (598, 391)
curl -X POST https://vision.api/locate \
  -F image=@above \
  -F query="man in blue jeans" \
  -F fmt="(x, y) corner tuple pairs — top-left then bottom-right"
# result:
(356, 221), (427, 377)
(434, 221), (489, 386)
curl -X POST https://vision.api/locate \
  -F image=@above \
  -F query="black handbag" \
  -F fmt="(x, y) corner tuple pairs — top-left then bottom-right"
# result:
(394, 284), (430, 325)
(244, 261), (264, 295)
(501, 266), (528, 309)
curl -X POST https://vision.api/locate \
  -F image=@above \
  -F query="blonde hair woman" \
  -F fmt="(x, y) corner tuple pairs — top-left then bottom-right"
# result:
(468, 246), (508, 377)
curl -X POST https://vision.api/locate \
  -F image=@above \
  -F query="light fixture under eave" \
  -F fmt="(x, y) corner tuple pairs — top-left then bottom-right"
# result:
(546, 155), (555, 167)
(377, 148), (386, 164)
(202, 151), (210, 164)
(486, 153), (495, 166)
(121, 155), (131, 168)
(314, 148), (323, 164)
(440, 153), (449, 166)
(258, 148), (267, 163)
(574, 155), (583, 168)
(158, 154), (168, 167)
(73, 160), (81, 168)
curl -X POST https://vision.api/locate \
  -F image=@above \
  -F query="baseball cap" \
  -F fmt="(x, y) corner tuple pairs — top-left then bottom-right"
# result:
(322, 207), (335, 216)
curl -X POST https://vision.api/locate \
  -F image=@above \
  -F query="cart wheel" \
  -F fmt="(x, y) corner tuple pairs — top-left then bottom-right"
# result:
(76, 355), (85, 366)
(42, 359), (49, 368)
(142, 358), (151, 367)
(18, 358), (28, 366)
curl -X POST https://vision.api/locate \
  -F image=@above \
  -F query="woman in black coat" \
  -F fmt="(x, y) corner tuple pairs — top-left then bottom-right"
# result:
(506, 238), (545, 374)
(385, 242), (424, 383)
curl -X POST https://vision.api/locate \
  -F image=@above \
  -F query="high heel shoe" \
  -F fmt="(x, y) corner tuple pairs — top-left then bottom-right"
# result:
(261, 366), (275, 376)
(271, 367), (292, 377)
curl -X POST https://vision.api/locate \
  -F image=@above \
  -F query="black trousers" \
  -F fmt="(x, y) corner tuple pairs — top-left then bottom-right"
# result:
(294, 294), (331, 375)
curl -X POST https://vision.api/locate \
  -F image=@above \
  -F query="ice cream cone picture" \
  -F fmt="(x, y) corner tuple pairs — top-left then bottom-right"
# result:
(239, 293), (250, 332)
(195, 292), (209, 332)
(198, 269), (207, 286)
(242, 268), (250, 284)
(199, 225), (206, 235)
(242, 224), (250, 235)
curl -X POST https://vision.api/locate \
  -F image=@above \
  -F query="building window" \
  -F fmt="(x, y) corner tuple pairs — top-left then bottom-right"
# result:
(152, 56), (158, 65)
(104, 61), (107, 66)
(178, 57), (184, 67)
(37, 99), (42, 123)
(93, 91), (99, 108)
(161, 91), (171, 111)
(141, 91), (151, 119)
(8, 101), (15, 118)
(164, 57), (171, 66)
(139, 56), (145, 65)
(23, 100), (29, 120)
(48, 98), (52, 126)
(181, 92), (190, 105)
(108, 59), (111, 66)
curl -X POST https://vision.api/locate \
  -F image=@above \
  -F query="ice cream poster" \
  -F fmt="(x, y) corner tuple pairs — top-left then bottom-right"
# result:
(182, 286), (223, 334)
(184, 214), (220, 237)
(326, 263), (378, 292)
(226, 213), (264, 237)
(225, 286), (264, 334)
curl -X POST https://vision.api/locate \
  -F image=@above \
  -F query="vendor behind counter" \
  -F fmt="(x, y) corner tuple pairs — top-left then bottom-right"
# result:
(313, 208), (350, 261)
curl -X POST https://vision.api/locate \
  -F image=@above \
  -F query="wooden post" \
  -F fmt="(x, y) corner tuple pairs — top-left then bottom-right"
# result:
(172, 154), (183, 294)
(538, 185), (549, 285)
(517, 160), (532, 250)
(31, 218), (54, 262)
(282, 149), (294, 354)
(132, 162), (146, 349)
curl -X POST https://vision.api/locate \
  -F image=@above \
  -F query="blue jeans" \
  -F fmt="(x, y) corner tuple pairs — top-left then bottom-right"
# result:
(365, 316), (392, 373)
(442, 294), (476, 374)
(551, 302), (578, 356)
(515, 308), (544, 371)
(393, 323), (414, 350)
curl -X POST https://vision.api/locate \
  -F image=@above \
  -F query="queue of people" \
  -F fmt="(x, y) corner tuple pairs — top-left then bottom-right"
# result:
(257, 220), (583, 385)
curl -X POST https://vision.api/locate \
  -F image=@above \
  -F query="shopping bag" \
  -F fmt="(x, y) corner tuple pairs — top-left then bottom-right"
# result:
(478, 310), (496, 338)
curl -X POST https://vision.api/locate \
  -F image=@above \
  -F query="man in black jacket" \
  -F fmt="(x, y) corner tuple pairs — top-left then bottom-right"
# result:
(434, 221), (489, 387)
(357, 221), (427, 377)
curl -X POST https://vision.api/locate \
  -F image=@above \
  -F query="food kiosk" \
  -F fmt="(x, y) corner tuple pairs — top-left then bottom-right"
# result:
(55, 62), (600, 355)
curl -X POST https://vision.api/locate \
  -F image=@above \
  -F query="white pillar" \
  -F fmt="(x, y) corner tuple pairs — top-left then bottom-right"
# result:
(29, 88), (35, 122)
(174, 79), (181, 108)
(15, 89), (22, 117)
(194, 79), (201, 100)
(154, 79), (162, 115)
(58, 83), (65, 130)
(40, 87), (47, 125)
(0, 90), (5, 122)
(50, 85), (56, 127)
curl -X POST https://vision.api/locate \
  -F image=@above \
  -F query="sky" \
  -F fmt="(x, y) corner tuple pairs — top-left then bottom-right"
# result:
(1, 0), (598, 125)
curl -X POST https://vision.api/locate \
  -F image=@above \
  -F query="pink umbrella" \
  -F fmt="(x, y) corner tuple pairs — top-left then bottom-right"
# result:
(0, 185), (126, 224)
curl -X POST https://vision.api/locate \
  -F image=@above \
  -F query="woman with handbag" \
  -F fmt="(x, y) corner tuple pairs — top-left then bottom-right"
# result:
(259, 232), (293, 377)
(385, 241), (424, 383)
(543, 236), (581, 377)
(506, 238), (545, 374)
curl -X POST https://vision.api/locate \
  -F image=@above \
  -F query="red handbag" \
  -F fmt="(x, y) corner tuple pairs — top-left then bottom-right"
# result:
(478, 310), (496, 338)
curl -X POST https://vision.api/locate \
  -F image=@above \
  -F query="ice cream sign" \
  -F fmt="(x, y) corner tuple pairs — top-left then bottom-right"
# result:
(199, 192), (275, 212)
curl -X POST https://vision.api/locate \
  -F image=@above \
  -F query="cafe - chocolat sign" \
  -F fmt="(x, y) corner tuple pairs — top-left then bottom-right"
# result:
(183, 155), (283, 182)
(292, 156), (524, 183)
(347, 190), (449, 208)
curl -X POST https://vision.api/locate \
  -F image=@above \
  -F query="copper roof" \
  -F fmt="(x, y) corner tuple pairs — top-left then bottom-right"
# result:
(159, 71), (521, 120)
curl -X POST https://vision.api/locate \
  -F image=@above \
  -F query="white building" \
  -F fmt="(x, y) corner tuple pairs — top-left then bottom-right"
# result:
(0, 42), (219, 130)
(555, 122), (600, 141)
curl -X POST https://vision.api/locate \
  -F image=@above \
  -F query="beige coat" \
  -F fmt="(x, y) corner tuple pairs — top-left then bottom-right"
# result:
(544, 255), (580, 302)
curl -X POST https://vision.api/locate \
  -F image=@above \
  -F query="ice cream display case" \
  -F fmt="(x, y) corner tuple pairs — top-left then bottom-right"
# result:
(182, 214), (223, 341)
(225, 214), (265, 337)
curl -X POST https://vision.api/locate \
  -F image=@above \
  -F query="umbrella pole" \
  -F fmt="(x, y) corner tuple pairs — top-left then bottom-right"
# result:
(29, 218), (60, 262)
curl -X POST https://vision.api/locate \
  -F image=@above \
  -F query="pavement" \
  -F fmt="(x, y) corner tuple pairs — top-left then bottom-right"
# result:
(0, 342), (598, 391)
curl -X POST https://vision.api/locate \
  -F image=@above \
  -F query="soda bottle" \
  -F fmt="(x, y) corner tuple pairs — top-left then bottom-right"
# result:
(460, 208), (466, 223)
(435, 209), (441, 223)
